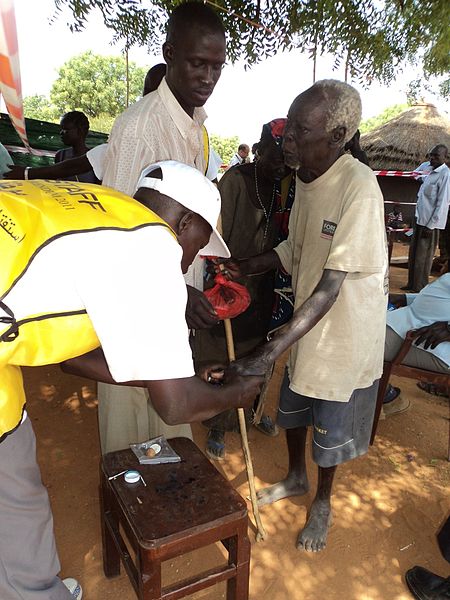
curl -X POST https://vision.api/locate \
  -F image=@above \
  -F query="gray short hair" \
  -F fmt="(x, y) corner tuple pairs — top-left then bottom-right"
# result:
(311, 80), (362, 143)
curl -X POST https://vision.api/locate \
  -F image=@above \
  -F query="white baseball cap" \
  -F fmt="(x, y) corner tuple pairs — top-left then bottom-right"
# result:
(136, 160), (230, 258)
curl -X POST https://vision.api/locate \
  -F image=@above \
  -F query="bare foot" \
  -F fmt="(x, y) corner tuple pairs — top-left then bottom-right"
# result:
(297, 499), (332, 552)
(257, 474), (309, 507)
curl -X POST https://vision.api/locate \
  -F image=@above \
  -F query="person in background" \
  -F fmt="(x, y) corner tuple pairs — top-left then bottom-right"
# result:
(251, 141), (259, 162)
(55, 111), (99, 183)
(344, 129), (369, 165)
(381, 273), (450, 417)
(196, 118), (295, 460)
(406, 515), (450, 598)
(228, 143), (250, 168)
(142, 63), (168, 96)
(403, 144), (450, 292)
(415, 153), (432, 182)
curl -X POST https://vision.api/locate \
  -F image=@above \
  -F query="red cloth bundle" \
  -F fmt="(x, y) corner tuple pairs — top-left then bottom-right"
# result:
(204, 273), (251, 320)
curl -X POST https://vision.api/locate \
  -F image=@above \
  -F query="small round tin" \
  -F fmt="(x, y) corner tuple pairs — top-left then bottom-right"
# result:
(124, 469), (141, 484)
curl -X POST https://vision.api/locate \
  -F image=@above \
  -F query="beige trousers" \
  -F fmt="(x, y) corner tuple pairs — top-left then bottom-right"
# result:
(97, 384), (193, 454)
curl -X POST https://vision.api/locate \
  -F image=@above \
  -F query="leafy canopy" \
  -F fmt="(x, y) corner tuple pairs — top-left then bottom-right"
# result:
(53, 0), (450, 85)
(210, 134), (239, 165)
(50, 51), (147, 118)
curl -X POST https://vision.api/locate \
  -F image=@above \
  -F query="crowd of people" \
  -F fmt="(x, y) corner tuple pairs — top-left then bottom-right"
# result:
(1, 1), (449, 599)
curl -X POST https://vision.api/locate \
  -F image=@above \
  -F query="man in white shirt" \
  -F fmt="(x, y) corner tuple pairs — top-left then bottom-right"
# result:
(403, 144), (450, 292)
(381, 274), (450, 415)
(221, 80), (387, 553)
(97, 2), (227, 452)
(227, 143), (250, 168)
(0, 162), (263, 600)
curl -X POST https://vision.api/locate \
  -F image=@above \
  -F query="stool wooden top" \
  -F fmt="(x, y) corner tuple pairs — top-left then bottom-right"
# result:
(102, 437), (247, 547)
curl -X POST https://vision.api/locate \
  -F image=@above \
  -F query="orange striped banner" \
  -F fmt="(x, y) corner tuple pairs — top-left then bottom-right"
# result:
(0, 0), (31, 151)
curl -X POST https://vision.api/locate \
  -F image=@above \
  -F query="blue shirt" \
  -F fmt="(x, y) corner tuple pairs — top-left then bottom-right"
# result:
(387, 274), (450, 367)
(415, 163), (450, 229)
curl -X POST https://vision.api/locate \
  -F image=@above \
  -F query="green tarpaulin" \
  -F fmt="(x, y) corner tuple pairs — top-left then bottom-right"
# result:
(0, 112), (108, 167)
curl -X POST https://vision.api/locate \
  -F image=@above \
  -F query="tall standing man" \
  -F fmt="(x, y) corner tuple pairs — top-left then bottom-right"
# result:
(97, 1), (227, 453)
(403, 144), (450, 291)
(223, 80), (388, 552)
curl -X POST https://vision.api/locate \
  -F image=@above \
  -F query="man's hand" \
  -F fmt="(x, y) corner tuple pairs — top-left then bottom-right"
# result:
(222, 370), (266, 408)
(186, 285), (218, 329)
(228, 347), (273, 378)
(388, 293), (407, 308)
(207, 257), (250, 280)
(4, 165), (25, 179)
(412, 322), (450, 349)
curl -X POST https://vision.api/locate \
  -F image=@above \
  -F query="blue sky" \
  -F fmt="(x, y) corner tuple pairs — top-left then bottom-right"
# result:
(13, 0), (447, 144)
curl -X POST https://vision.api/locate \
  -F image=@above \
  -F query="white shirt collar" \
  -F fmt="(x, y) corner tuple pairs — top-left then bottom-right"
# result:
(157, 77), (207, 140)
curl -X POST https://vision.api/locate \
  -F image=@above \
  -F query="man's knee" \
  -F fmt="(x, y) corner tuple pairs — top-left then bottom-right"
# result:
(384, 326), (403, 362)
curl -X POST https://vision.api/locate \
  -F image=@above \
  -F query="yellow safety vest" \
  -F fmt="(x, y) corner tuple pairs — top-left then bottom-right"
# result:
(202, 125), (210, 176)
(0, 179), (175, 441)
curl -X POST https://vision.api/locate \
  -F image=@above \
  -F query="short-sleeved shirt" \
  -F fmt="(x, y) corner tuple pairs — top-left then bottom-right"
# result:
(275, 154), (388, 402)
(3, 226), (194, 382)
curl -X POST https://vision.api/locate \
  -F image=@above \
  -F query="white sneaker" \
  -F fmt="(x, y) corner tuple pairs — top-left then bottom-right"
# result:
(62, 578), (83, 600)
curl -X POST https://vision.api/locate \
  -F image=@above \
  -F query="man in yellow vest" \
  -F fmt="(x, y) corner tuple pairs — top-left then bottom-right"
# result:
(0, 161), (262, 600)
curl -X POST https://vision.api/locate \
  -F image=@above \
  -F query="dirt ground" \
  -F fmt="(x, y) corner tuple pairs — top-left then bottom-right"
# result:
(23, 251), (450, 600)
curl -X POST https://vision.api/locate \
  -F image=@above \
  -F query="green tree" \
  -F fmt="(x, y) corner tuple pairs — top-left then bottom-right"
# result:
(53, 0), (450, 86)
(23, 95), (59, 122)
(359, 104), (408, 134)
(210, 134), (239, 165)
(50, 51), (147, 118)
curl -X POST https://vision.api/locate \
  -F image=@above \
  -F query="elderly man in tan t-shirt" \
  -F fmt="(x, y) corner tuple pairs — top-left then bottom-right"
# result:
(222, 79), (388, 553)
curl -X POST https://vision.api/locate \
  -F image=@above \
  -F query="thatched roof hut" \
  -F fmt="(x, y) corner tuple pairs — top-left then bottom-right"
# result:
(361, 104), (450, 170)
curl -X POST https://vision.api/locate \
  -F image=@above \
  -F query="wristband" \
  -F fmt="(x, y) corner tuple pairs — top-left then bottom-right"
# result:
(24, 167), (30, 180)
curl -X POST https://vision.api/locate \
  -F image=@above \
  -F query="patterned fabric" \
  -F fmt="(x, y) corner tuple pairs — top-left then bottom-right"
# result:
(270, 172), (296, 330)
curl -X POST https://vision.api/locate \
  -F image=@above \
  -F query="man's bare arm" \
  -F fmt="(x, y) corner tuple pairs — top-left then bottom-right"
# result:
(61, 347), (264, 424)
(231, 269), (347, 376)
(5, 155), (92, 180)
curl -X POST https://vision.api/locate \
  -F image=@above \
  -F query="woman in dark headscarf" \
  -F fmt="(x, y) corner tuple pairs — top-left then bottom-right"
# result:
(195, 118), (296, 460)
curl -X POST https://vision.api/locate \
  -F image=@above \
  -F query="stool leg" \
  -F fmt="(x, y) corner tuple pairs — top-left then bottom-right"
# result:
(138, 551), (162, 600)
(100, 473), (121, 578)
(225, 523), (251, 600)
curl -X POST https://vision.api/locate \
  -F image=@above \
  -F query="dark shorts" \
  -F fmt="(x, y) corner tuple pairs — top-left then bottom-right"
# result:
(277, 370), (379, 468)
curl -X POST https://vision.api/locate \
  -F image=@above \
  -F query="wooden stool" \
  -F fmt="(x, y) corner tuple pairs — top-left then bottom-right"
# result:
(100, 437), (251, 599)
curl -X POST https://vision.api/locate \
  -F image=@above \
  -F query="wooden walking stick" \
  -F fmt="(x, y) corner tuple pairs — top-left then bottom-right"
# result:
(223, 317), (267, 542)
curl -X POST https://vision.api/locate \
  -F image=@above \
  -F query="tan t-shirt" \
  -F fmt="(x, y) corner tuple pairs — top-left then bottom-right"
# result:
(275, 154), (388, 402)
